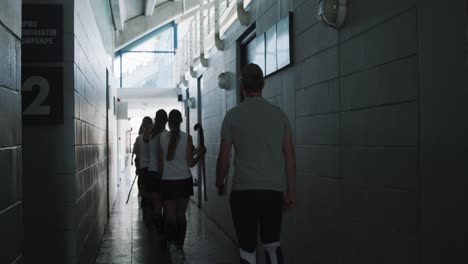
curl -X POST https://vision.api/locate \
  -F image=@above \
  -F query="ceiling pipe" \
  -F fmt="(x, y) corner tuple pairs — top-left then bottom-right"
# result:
(199, 3), (209, 67)
(214, 0), (224, 51)
(237, 0), (249, 26)
(190, 66), (198, 78)
(145, 0), (157, 16)
(200, 52), (209, 67)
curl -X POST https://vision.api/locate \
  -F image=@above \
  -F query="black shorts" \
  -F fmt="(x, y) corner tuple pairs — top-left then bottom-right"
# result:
(161, 177), (194, 201)
(230, 190), (284, 252)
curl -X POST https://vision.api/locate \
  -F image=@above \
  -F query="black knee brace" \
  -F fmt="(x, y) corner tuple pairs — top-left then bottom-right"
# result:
(165, 220), (177, 243)
(176, 218), (187, 247)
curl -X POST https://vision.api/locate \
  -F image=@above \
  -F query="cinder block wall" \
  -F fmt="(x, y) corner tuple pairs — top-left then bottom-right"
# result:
(0, 1), (23, 264)
(22, 0), (77, 263)
(185, 0), (468, 263)
(73, 1), (118, 263)
(21, 0), (118, 263)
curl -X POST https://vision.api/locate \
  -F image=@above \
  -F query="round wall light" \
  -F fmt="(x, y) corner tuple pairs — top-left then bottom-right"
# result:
(218, 72), (229, 90)
(317, 0), (347, 29)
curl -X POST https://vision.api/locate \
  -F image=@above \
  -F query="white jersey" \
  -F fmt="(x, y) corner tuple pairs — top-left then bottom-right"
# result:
(148, 129), (167, 172)
(137, 136), (150, 169)
(160, 131), (192, 180)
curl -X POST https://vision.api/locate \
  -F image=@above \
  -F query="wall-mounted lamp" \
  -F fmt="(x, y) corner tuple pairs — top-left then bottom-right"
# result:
(218, 72), (229, 90)
(317, 0), (347, 29)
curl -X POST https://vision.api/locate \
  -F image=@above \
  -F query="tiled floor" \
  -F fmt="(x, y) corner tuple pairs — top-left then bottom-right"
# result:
(94, 175), (239, 264)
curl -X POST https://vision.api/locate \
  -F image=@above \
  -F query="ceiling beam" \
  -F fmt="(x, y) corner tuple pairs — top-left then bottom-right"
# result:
(115, 1), (184, 51)
(145, 0), (157, 16)
(110, 0), (126, 31)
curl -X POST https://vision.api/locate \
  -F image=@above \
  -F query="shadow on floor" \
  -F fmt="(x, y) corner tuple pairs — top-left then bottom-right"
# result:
(94, 178), (239, 264)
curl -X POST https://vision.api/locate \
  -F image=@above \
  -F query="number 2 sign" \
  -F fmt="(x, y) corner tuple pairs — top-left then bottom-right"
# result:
(22, 66), (63, 124)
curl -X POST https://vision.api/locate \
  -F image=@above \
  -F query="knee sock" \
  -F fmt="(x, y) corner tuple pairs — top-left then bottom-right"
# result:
(263, 242), (283, 264)
(240, 248), (256, 264)
(176, 218), (187, 249)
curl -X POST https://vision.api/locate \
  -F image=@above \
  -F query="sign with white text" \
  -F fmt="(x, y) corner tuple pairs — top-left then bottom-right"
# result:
(22, 67), (64, 124)
(22, 4), (63, 63)
(21, 4), (64, 124)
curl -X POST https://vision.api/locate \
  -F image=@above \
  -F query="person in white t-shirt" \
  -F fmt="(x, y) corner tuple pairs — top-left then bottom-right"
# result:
(132, 116), (153, 209)
(143, 109), (168, 232)
(158, 109), (206, 262)
(216, 64), (296, 264)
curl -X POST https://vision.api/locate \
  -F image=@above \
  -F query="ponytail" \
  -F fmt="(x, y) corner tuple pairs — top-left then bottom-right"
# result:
(166, 110), (183, 161)
(166, 128), (180, 161)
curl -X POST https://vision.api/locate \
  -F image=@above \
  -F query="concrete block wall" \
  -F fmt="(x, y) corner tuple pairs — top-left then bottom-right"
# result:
(21, 1), (77, 263)
(73, 1), (118, 263)
(21, 0), (117, 263)
(184, 0), (468, 263)
(0, 1), (23, 264)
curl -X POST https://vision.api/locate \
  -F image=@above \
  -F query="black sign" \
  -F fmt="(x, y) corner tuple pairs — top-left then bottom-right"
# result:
(22, 4), (63, 63)
(22, 67), (64, 124)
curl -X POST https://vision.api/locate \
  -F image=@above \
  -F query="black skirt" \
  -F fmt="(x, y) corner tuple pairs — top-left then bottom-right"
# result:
(146, 171), (162, 192)
(137, 168), (148, 190)
(161, 177), (194, 201)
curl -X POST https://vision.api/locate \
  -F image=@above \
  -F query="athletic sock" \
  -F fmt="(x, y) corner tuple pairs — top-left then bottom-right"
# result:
(240, 248), (256, 264)
(263, 242), (283, 264)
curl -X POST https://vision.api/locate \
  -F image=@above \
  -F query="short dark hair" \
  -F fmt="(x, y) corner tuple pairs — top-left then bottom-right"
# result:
(240, 63), (264, 92)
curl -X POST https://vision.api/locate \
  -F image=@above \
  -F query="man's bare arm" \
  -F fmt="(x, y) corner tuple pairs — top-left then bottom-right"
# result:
(216, 139), (232, 195)
(187, 136), (205, 168)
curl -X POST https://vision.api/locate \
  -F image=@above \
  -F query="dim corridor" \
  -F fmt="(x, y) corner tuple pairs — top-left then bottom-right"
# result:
(94, 173), (239, 264)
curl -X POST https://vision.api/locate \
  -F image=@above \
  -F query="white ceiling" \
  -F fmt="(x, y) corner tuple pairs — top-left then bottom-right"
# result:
(122, 0), (173, 22)
(122, 0), (145, 21)
(113, 0), (199, 51)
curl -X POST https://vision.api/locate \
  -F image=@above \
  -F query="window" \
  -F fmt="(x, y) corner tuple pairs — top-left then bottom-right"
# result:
(114, 22), (177, 88)
(239, 26), (258, 103)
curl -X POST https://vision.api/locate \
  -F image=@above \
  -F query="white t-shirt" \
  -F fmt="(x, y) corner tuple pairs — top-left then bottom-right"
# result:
(137, 136), (150, 169)
(148, 129), (167, 172)
(160, 131), (192, 180)
(221, 96), (292, 192)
